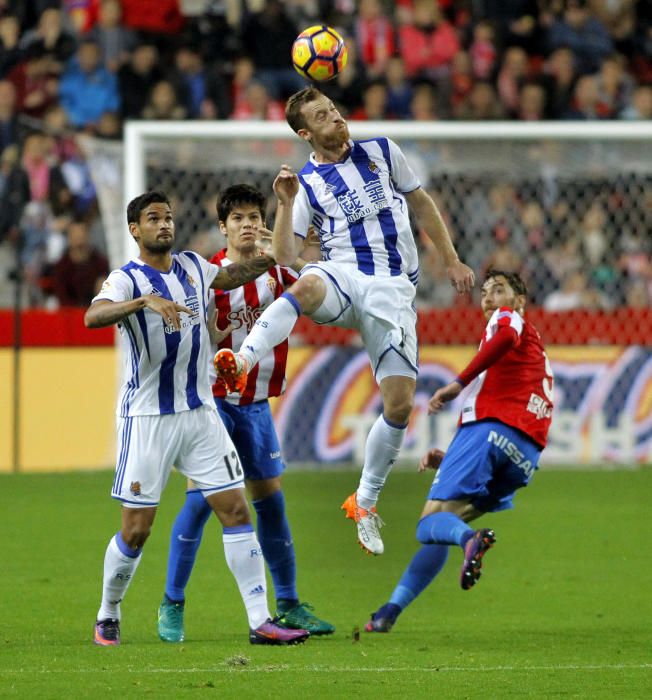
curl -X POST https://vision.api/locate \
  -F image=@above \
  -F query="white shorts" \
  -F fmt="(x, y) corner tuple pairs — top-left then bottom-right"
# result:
(300, 261), (418, 383)
(112, 404), (244, 507)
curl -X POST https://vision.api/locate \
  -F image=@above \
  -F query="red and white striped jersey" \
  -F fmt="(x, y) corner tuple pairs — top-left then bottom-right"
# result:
(208, 250), (298, 405)
(459, 307), (554, 448)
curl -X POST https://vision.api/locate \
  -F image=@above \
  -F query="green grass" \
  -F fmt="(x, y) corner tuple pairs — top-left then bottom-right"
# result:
(1, 468), (650, 698)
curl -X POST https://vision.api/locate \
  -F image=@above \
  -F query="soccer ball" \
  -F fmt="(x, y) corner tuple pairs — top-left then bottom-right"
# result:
(291, 25), (348, 82)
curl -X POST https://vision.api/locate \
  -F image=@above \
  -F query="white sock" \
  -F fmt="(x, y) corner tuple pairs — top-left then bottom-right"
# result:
(357, 415), (407, 510)
(96, 535), (142, 621)
(223, 528), (270, 629)
(239, 296), (300, 368)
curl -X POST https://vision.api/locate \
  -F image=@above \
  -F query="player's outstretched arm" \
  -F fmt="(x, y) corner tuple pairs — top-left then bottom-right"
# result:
(84, 297), (192, 329)
(405, 187), (475, 294)
(271, 164), (300, 266)
(428, 381), (463, 414)
(211, 255), (275, 290)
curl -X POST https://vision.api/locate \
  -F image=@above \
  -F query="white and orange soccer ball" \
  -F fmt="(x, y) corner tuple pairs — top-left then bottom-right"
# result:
(291, 25), (348, 82)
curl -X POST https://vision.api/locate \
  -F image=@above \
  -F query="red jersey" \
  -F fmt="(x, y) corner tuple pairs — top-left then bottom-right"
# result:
(209, 250), (297, 405)
(457, 307), (553, 448)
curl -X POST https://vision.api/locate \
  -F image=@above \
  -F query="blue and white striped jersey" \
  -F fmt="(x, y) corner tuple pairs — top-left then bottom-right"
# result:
(293, 137), (420, 285)
(92, 252), (219, 417)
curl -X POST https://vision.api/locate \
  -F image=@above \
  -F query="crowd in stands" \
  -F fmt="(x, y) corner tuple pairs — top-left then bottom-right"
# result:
(0, 0), (650, 311)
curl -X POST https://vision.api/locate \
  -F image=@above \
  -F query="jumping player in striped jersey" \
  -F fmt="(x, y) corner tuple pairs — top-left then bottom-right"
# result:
(215, 86), (475, 556)
(157, 184), (334, 642)
(365, 270), (554, 632)
(86, 190), (308, 647)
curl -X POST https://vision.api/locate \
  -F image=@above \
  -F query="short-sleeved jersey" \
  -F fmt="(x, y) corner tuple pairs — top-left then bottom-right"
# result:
(93, 252), (219, 417)
(460, 307), (553, 448)
(293, 137), (420, 284)
(208, 249), (298, 405)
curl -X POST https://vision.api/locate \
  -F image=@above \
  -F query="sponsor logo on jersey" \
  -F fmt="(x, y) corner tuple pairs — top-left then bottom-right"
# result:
(150, 286), (163, 297)
(249, 585), (265, 595)
(527, 393), (553, 419)
(130, 481), (141, 496)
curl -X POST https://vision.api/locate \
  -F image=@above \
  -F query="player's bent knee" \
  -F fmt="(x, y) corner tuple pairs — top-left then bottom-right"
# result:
(291, 275), (326, 313)
(207, 489), (252, 528)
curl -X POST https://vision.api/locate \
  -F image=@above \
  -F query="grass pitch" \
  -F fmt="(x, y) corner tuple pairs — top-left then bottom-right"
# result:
(1, 467), (650, 698)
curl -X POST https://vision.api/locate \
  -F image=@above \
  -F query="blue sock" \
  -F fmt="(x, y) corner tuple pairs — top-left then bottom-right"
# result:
(416, 512), (474, 548)
(253, 490), (297, 605)
(164, 490), (212, 602)
(388, 544), (449, 611)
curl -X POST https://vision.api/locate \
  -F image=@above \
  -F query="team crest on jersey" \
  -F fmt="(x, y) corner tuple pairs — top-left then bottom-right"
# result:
(100, 280), (111, 292)
(186, 274), (197, 288)
(130, 481), (141, 496)
(266, 277), (277, 294)
(368, 160), (379, 173)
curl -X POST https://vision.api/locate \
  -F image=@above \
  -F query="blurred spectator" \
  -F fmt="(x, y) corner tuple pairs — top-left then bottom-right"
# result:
(354, 0), (395, 79)
(21, 132), (72, 220)
(50, 218), (108, 306)
(473, 0), (542, 51)
(594, 54), (633, 118)
(171, 45), (228, 120)
(409, 82), (438, 121)
(350, 80), (390, 120)
(624, 279), (651, 308)
(398, 0), (460, 80)
(543, 269), (607, 311)
(469, 19), (497, 80)
(455, 80), (506, 119)
(321, 35), (367, 116)
(141, 80), (186, 120)
(192, 0), (242, 66)
(0, 15), (21, 77)
(64, 0), (101, 34)
(7, 45), (60, 119)
(240, 0), (304, 99)
(579, 202), (608, 267)
(543, 47), (577, 118)
(447, 51), (474, 114)
(87, 0), (137, 73)
(95, 110), (121, 139)
(517, 82), (547, 120)
(230, 81), (284, 121)
(59, 39), (120, 128)
(117, 44), (162, 120)
(620, 85), (652, 120)
(564, 74), (601, 119)
(588, 0), (636, 52)
(385, 56), (413, 119)
(0, 79), (17, 151)
(120, 0), (185, 37)
(481, 238), (523, 276)
(547, 0), (614, 75)
(19, 7), (77, 69)
(496, 46), (530, 116)
(0, 143), (29, 242)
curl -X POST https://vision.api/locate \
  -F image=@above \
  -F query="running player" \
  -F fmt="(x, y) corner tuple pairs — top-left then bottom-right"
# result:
(365, 270), (554, 632)
(157, 183), (334, 642)
(215, 86), (475, 556)
(86, 190), (308, 646)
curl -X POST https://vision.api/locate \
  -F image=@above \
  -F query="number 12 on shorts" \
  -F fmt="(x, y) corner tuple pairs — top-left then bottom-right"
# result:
(224, 450), (243, 481)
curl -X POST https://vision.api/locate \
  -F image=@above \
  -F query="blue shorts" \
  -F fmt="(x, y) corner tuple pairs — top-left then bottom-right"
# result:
(214, 398), (285, 482)
(428, 420), (542, 513)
